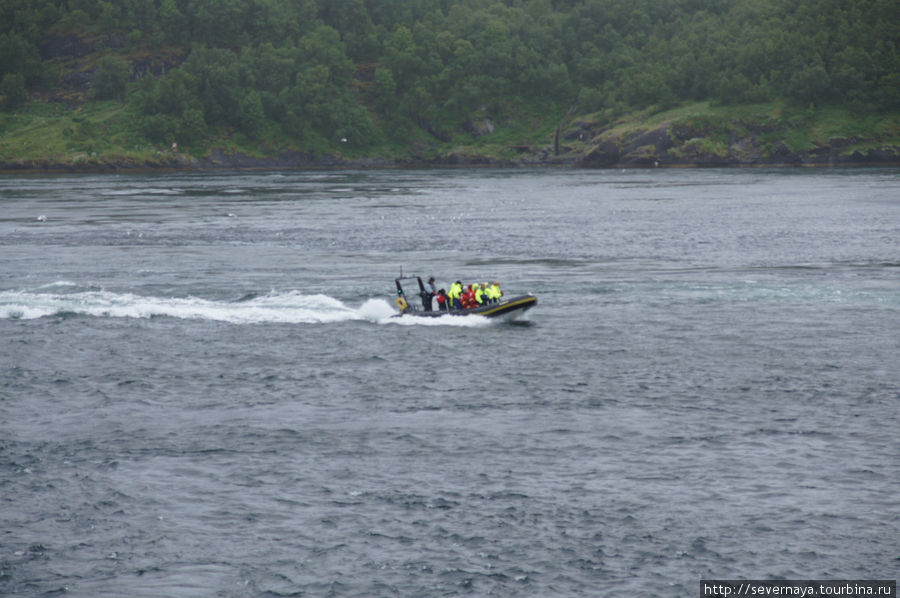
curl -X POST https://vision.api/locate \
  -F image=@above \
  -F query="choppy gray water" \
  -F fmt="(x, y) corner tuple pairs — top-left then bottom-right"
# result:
(1, 168), (898, 597)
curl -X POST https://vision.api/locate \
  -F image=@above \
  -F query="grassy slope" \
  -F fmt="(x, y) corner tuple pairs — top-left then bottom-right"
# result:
(2, 95), (899, 169)
(567, 101), (900, 165)
(1, 101), (168, 166)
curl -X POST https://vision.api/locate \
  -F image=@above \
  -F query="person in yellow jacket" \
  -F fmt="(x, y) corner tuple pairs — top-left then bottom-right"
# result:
(482, 282), (496, 304)
(473, 283), (485, 305)
(490, 281), (503, 303)
(448, 280), (464, 310)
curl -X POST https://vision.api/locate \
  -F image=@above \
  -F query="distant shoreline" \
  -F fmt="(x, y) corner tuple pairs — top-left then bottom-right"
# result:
(3, 154), (898, 175)
(5, 114), (898, 174)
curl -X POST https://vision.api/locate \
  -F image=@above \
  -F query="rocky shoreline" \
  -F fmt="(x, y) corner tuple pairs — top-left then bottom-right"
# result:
(2, 127), (898, 173)
(575, 122), (900, 168)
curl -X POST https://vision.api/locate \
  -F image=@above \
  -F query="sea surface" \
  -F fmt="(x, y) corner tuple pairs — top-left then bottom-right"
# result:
(1, 168), (898, 597)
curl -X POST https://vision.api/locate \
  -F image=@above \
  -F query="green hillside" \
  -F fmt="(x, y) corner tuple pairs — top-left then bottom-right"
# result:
(1, 0), (899, 169)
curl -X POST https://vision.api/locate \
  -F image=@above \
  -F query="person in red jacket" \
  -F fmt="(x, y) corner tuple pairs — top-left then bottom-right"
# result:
(435, 288), (448, 311)
(460, 285), (476, 309)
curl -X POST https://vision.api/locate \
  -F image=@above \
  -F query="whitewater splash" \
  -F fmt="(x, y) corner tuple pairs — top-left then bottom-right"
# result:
(0, 285), (491, 327)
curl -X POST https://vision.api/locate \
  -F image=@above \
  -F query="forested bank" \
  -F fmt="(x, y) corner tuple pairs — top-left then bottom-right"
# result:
(1, 0), (899, 169)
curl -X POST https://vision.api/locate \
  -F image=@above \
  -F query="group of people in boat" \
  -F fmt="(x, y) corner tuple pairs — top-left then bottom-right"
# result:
(422, 277), (504, 312)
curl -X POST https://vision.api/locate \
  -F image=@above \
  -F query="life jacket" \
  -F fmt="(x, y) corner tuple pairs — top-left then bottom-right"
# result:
(473, 284), (484, 304)
(448, 282), (462, 302)
(446, 283), (461, 309)
(491, 283), (502, 301)
(461, 289), (475, 308)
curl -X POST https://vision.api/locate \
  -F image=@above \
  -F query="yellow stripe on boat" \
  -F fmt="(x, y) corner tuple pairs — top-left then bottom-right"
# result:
(476, 294), (537, 316)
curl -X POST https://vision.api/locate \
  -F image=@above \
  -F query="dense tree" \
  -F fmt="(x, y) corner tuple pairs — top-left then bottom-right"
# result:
(92, 55), (131, 100)
(0, 31), (43, 85)
(3, 0), (897, 148)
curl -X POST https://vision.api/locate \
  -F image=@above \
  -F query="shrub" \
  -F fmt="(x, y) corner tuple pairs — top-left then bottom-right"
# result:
(0, 73), (26, 111)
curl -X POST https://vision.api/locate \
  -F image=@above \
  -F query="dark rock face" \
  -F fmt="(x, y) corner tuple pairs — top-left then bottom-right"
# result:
(582, 138), (621, 167)
(577, 122), (900, 168)
(461, 118), (495, 137)
(39, 35), (94, 60)
(60, 71), (93, 90)
(623, 126), (673, 156)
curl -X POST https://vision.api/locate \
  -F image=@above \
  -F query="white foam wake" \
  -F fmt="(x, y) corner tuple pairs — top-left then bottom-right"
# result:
(359, 297), (491, 327)
(0, 288), (362, 324)
(0, 288), (492, 327)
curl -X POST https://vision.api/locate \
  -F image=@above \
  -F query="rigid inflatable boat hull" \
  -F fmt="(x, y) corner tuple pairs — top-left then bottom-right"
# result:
(396, 294), (537, 320)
